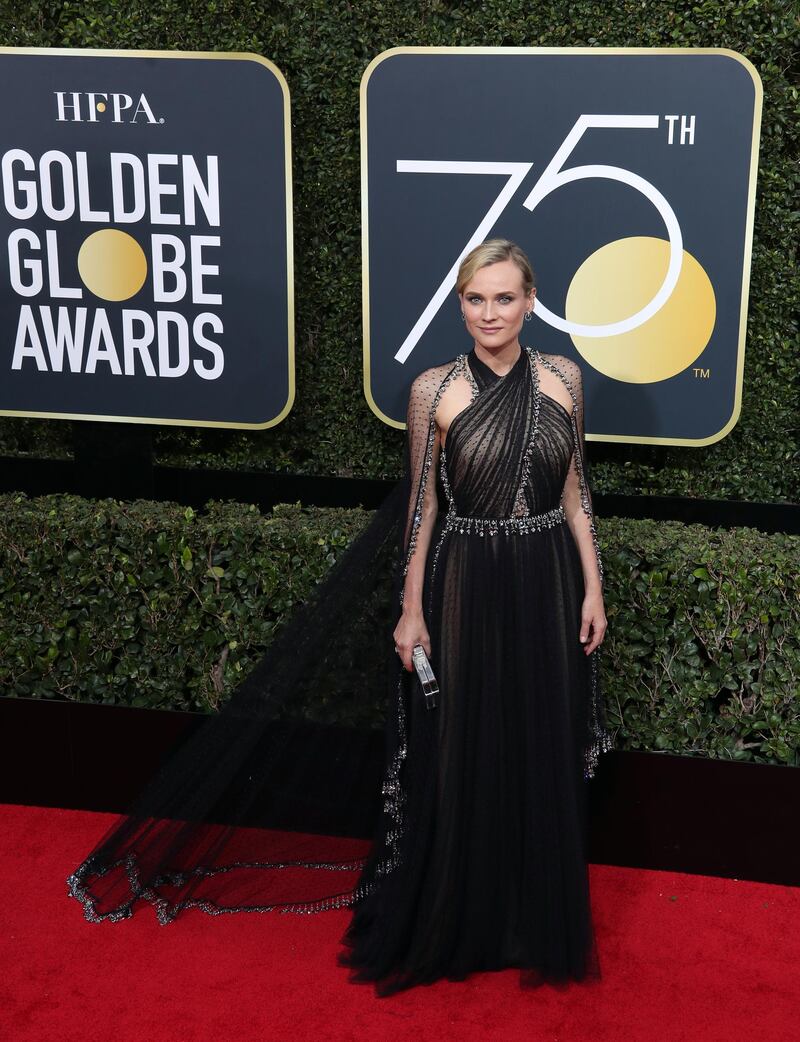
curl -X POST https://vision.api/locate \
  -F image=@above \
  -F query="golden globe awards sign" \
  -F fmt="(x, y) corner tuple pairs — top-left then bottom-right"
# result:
(361, 48), (763, 446)
(0, 49), (293, 429)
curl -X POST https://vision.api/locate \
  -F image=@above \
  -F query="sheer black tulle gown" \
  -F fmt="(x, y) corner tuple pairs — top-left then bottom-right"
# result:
(337, 345), (611, 994)
(66, 344), (611, 999)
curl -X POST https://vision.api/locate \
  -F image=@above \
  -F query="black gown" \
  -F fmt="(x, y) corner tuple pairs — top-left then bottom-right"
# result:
(337, 345), (611, 993)
(66, 344), (612, 997)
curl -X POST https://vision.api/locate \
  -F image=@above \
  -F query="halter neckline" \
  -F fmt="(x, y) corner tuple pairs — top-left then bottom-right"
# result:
(467, 345), (527, 383)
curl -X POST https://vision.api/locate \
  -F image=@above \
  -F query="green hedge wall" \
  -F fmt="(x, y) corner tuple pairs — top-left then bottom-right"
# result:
(2, 491), (798, 766)
(0, 1), (798, 502)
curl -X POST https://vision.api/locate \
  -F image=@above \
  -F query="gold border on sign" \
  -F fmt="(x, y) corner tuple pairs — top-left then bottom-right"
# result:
(0, 46), (294, 430)
(360, 46), (764, 446)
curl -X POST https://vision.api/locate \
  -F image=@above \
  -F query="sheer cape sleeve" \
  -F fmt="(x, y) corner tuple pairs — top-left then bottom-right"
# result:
(65, 369), (452, 923)
(538, 352), (613, 777)
(398, 363), (456, 607)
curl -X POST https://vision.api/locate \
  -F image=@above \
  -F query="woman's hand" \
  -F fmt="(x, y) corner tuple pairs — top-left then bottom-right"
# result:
(393, 608), (432, 672)
(580, 589), (607, 655)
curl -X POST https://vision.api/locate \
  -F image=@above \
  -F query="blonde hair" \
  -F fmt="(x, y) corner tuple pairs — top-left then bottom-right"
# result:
(456, 238), (536, 296)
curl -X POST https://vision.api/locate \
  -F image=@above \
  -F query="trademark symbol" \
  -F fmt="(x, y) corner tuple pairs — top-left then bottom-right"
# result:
(693, 367), (711, 379)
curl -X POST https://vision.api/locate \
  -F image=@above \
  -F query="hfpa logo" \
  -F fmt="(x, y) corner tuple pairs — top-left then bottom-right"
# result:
(54, 92), (163, 124)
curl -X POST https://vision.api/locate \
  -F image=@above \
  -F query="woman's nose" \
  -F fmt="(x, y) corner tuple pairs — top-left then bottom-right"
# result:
(482, 301), (495, 319)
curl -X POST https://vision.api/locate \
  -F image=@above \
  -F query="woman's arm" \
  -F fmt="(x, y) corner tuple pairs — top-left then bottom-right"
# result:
(562, 452), (606, 655)
(400, 433), (441, 615)
(394, 369), (441, 670)
(551, 356), (607, 656)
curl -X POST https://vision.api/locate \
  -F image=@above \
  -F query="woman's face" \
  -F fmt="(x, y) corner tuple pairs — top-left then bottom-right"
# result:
(459, 259), (536, 351)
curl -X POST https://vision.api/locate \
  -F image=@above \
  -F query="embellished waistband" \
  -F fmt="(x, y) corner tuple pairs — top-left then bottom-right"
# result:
(445, 504), (565, 536)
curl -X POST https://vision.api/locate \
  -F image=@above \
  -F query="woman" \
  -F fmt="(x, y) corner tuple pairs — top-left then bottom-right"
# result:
(66, 238), (611, 997)
(336, 238), (611, 994)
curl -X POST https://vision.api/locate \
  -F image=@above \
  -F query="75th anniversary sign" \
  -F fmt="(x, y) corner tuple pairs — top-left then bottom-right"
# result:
(361, 48), (762, 446)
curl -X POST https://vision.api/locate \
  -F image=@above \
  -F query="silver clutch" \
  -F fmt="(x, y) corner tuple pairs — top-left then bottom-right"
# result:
(411, 643), (439, 710)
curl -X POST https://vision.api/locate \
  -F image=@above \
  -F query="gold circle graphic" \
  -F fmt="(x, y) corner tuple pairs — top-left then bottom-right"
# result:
(77, 229), (148, 302)
(96, 101), (107, 112)
(566, 236), (716, 383)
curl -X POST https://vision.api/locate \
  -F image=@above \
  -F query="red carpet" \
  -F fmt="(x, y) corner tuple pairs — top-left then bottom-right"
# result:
(1, 803), (797, 1042)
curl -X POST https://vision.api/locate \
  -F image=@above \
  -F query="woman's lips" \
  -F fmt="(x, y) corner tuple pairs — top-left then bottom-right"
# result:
(479, 327), (501, 333)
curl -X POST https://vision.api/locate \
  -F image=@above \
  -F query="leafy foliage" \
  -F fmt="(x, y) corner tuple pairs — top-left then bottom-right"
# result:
(2, 491), (798, 765)
(0, 490), (373, 717)
(600, 515), (800, 765)
(0, 1), (797, 502)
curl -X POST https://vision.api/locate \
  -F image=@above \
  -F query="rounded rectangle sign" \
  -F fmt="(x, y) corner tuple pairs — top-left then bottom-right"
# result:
(0, 47), (294, 429)
(361, 47), (762, 445)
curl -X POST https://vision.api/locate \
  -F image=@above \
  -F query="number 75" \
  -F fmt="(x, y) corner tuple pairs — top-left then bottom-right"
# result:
(393, 114), (683, 363)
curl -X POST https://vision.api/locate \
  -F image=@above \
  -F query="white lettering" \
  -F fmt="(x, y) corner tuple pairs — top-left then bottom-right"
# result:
(182, 156), (220, 227)
(131, 94), (158, 124)
(8, 229), (42, 297)
(193, 314), (224, 379)
(110, 153), (146, 223)
(147, 154), (180, 225)
(85, 309), (122, 374)
(12, 305), (47, 370)
(1, 151), (221, 226)
(55, 92), (81, 122)
(10, 306), (225, 378)
(45, 230), (82, 299)
(122, 310), (157, 376)
(75, 151), (110, 222)
(55, 91), (158, 123)
(86, 93), (109, 123)
(40, 305), (87, 371)
(151, 234), (187, 302)
(39, 150), (75, 222)
(157, 312), (190, 377)
(190, 236), (221, 305)
(2, 150), (37, 219)
(111, 93), (134, 123)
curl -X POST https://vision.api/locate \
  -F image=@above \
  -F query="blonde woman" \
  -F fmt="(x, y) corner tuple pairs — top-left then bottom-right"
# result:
(339, 238), (611, 994)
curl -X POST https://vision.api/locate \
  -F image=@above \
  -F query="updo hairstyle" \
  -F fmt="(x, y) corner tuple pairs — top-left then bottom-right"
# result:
(455, 238), (536, 297)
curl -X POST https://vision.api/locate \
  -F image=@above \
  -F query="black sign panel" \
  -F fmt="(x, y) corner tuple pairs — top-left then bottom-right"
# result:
(362, 48), (762, 445)
(0, 49), (293, 428)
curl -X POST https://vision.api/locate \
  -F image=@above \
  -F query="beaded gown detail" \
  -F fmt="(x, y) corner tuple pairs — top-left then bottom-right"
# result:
(65, 344), (611, 997)
(337, 346), (611, 993)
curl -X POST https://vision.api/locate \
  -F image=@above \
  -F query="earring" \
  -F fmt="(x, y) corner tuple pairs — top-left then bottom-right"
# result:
(460, 312), (465, 321)
(524, 310), (532, 322)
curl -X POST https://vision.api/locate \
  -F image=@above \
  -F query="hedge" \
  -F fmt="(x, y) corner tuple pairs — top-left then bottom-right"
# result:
(2, 490), (798, 766)
(0, 1), (797, 503)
